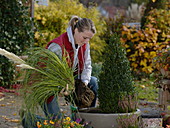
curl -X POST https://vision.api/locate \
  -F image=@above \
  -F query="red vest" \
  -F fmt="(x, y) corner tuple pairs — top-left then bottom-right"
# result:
(46, 32), (86, 74)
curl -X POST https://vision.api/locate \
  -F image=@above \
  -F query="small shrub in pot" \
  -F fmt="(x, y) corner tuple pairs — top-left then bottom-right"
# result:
(98, 33), (137, 113)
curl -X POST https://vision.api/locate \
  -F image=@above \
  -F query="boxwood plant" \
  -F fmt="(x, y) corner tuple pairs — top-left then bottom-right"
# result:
(98, 33), (137, 113)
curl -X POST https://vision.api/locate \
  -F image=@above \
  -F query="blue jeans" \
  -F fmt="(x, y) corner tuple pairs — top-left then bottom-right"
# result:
(21, 97), (61, 128)
(22, 76), (98, 128)
(87, 76), (98, 107)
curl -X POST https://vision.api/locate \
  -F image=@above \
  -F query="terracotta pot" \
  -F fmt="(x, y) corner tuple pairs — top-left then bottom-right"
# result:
(77, 108), (141, 128)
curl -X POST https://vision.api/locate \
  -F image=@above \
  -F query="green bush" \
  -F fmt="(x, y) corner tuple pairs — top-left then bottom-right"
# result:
(0, 0), (34, 87)
(98, 33), (136, 113)
(92, 63), (102, 79)
(34, 0), (106, 62)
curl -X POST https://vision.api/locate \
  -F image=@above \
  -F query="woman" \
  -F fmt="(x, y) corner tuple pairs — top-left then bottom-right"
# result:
(45, 15), (98, 117)
(21, 15), (98, 128)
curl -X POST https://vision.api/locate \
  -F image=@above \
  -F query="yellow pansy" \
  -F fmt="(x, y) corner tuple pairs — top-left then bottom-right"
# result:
(50, 120), (55, 125)
(37, 122), (42, 128)
(66, 117), (71, 121)
(43, 120), (48, 125)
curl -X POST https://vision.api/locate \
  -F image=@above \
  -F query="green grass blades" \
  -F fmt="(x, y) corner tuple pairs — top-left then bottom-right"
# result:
(20, 47), (75, 120)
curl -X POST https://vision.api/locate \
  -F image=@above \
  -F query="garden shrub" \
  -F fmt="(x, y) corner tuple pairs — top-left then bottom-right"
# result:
(98, 33), (135, 113)
(141, 0), (168, 28)
(102, 15), (125, 44)
(34, 0), (106, 62)
(92, 63), (102, 80)
(0, 0), (34, 87)
(121, 8), (170, 75)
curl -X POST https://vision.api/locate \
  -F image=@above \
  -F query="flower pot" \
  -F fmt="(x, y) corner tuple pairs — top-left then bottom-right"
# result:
(77, 108), (141, 128)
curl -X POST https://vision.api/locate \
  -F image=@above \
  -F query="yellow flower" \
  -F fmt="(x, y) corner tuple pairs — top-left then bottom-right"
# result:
(37, 122), (42, 128)
(43, 120), (48, 125)
(70, 122), (74, 127)
(65, 117), (71, 122)
(50, 120), (55, 125)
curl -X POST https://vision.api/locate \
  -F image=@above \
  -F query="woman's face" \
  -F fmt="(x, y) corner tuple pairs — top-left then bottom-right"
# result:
(74, 28), (94, 46)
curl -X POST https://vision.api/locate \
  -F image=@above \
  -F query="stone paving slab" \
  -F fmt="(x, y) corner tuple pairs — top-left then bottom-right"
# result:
(0, 93), (23, 128)
(0, 92), (165, 128)
(0, 92), (71, 128)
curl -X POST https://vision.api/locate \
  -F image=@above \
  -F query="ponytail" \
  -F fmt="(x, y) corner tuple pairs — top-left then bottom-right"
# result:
(68, 15), (80, 32)
(68, 15), (96, 34)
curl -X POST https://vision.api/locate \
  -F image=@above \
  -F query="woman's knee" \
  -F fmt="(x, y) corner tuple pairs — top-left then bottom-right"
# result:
(89, 76), (98, 93)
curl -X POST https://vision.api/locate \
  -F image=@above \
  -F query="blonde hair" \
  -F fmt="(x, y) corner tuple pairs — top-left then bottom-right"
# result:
(68, 15), (96, 34)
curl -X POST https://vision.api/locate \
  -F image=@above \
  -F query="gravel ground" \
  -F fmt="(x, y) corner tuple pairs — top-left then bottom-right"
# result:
(0, 92), (23, 128)
(0, 92), (165, 128)
(0, 92), (71, 128)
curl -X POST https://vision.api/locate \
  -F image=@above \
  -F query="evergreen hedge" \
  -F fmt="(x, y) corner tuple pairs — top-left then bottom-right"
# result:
(0, 0), (34, 87)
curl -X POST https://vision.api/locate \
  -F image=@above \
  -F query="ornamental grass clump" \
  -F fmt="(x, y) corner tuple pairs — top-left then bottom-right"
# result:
(0, 47), (75, 126)
(98, 33), (137, 113)
(21, 47), (75, 108)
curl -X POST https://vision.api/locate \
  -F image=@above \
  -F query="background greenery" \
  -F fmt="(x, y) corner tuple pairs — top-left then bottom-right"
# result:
(0, 0), (34, 87)
(0, 0), (169, 108)
(34, 0), (106, 62)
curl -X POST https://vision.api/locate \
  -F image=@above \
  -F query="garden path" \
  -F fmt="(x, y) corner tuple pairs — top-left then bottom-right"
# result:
(0, 91), (166, 128)
(0, 92), (71, 128)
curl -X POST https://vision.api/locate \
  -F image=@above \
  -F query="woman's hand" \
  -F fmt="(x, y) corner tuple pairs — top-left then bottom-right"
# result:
(59, 84), (70, 96)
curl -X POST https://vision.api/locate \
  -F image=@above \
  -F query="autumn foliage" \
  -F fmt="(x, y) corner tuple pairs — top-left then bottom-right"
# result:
(121, 8), (170, 74)
(34, 0), (106, 62)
